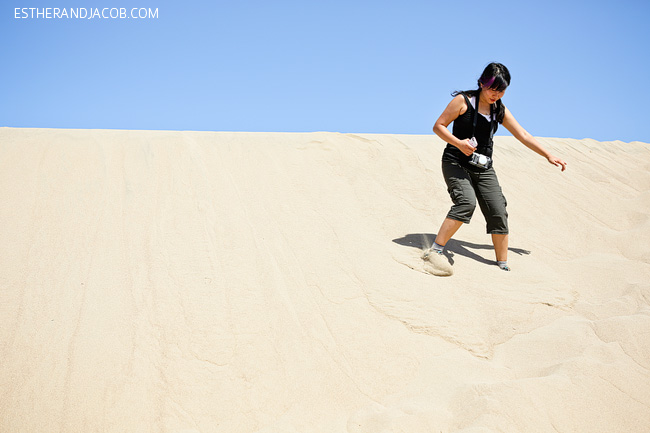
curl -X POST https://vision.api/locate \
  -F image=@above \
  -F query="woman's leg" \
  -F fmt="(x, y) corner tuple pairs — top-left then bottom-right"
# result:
(473, 168), (509, 266)
(435, 218), (464, 247)
(437, 160), (477, 250)
(491, 233), (508, 262)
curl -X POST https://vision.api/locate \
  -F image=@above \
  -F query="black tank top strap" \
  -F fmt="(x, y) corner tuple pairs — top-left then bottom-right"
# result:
(460, 93), (482, 139)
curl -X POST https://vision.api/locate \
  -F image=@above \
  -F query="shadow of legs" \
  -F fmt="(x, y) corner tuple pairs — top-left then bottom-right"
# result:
(392, 233), (531, 266)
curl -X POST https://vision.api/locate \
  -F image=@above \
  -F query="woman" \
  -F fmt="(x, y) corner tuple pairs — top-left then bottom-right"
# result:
(427, 62), (566, 271)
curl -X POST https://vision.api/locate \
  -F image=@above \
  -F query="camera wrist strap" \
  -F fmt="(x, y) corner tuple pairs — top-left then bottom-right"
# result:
(471, 93), (497, 143)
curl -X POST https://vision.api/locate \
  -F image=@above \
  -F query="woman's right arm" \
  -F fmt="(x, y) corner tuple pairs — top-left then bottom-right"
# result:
(433, 95), (476, 156)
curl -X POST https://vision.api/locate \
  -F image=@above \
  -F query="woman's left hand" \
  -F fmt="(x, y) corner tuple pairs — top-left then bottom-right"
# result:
(547, 155), (567, 171)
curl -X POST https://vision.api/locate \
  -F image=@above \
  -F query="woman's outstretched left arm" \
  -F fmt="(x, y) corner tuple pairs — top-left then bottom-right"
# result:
(502, 106), (567, 171)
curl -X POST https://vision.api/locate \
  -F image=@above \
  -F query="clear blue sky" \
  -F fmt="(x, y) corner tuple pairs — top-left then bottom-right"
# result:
(2, 0), (649, 142)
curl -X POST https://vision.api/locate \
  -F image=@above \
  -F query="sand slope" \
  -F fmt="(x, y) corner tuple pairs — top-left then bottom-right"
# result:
(1, 127), (649, 432)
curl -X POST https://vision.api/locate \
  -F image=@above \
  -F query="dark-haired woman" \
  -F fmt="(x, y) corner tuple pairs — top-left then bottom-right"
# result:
(427, 62), (566, 272)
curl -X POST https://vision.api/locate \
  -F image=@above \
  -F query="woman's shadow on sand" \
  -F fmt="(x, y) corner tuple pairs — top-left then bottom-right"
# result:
(392, 233), (531, 266)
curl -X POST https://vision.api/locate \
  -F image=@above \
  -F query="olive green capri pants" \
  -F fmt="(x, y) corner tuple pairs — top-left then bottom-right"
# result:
(442, 159), (509, 235)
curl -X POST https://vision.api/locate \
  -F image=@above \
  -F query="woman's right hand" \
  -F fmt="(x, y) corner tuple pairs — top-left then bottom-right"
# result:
(456, 139), (476, 156)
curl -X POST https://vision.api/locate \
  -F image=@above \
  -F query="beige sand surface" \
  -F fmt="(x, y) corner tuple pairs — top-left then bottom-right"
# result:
(1, 127), (649, 432)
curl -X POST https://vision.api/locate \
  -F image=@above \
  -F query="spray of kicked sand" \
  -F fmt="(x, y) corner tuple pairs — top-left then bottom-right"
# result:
(421, 234), (432, 251)
(420, 234), (453, 277)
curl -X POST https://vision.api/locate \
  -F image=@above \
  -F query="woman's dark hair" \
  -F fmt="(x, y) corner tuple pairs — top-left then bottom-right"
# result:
(452, 62), (511, 123)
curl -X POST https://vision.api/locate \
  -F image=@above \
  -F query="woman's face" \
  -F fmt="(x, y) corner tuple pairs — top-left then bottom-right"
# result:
(482, 86), (506, 104)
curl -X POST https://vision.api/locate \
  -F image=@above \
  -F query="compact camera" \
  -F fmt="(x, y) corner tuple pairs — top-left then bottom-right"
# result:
(467, 137), (492, 169)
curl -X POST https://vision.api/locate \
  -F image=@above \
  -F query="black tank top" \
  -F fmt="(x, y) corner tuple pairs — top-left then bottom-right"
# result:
(442, 93), (499, 169)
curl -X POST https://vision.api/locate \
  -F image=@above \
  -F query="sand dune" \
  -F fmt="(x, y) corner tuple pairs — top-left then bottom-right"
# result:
(1, 127), (649, 432)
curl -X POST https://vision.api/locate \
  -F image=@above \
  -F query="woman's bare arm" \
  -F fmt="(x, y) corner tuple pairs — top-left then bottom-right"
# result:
(502, 106), (567, 171)
(433, 95), (476, 156)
